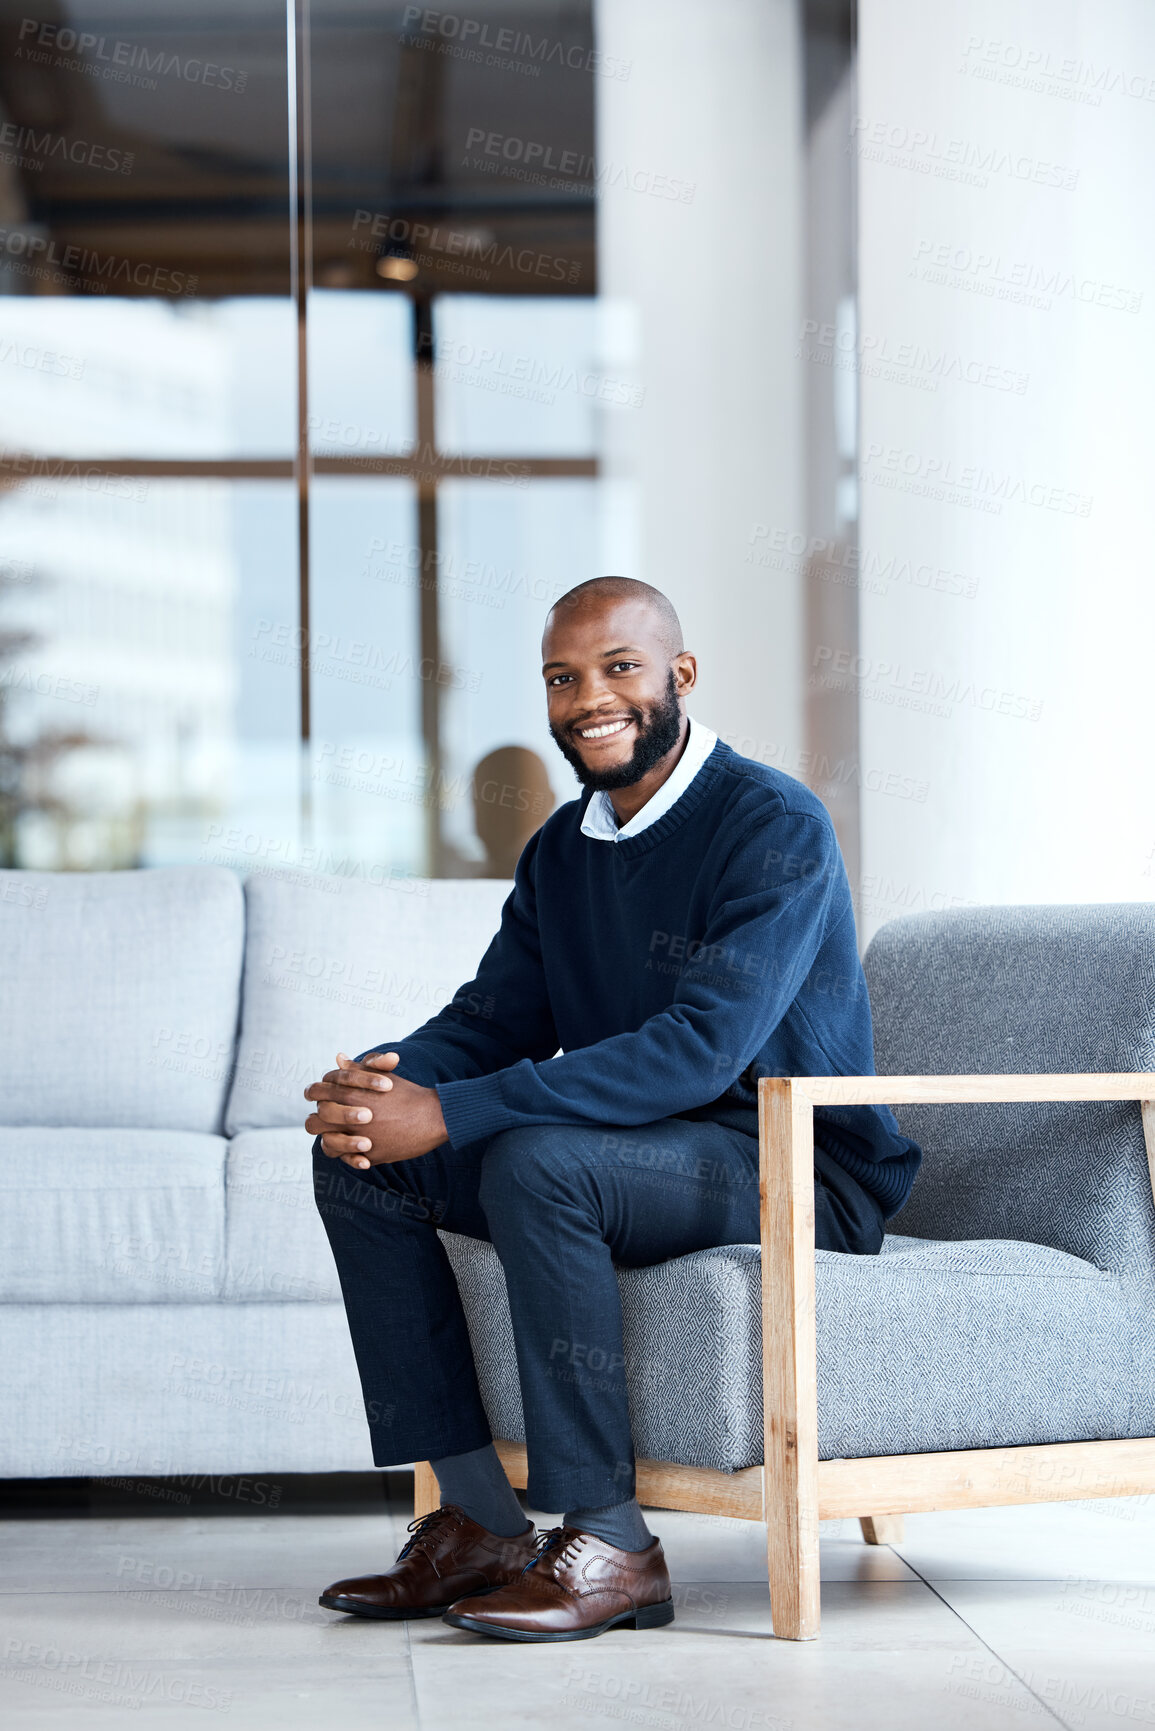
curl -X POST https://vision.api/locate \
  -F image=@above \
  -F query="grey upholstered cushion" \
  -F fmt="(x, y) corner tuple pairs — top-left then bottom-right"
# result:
(224, 1128), (341, 1303)
(0, 1300), (372, 1478)
(440, 1231), (1141, 1470)
(865, 904), (1155, 1275)
(0, 866), (244, 1133)
(225, 873), (511, 1133)
(0, 1129), (227, 1302)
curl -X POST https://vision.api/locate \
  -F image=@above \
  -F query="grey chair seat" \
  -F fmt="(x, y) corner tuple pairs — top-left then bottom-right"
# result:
(440, 1230), (1145, 1471)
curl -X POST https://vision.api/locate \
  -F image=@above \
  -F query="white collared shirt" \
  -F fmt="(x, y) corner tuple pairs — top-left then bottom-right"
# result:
(580, 716), (719, 843)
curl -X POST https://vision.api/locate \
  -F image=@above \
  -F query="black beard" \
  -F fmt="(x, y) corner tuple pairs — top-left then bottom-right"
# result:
(550, 667), (684, 791)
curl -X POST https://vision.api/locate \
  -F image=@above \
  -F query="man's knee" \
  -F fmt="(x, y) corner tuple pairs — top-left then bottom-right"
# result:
(312, 1144), (368, 1218)
(311, 1142), (411, 1223)
(478, 1125), (579, 1219)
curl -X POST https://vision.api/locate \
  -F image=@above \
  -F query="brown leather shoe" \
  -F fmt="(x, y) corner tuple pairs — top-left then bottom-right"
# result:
(319, 1504), (538, 1620)
(443, 1525), (675, 1642)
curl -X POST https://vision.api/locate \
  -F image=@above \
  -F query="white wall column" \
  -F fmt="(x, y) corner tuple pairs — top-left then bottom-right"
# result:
(857, 0), (1155, 941)
(594, 0), (807, 763)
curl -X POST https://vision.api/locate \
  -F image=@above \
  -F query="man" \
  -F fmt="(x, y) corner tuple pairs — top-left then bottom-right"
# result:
(306, 576), (921, 1643)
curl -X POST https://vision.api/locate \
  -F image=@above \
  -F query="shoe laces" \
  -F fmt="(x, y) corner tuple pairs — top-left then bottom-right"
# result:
(525, 1524), (584, 1574)
(398, 1505), (460, 1560)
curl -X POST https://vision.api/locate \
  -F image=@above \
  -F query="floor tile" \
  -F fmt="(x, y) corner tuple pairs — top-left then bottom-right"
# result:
(935, 1577), (1155, 1653)
(0, 1583), (416, 1729)
(406, 1582), (1055, 1731)
(926, 1578), (1155, 1731)
(891, 1499), (1155, 1583)
(0, 1661), (417, 1731)
(0, 1513), (405, 1595)
(0, 1584), (406, 1657)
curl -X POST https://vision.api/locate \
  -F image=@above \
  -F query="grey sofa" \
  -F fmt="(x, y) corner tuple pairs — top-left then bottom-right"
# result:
(0, 866), (508, 1479)
(2, 868), (1152, 1499)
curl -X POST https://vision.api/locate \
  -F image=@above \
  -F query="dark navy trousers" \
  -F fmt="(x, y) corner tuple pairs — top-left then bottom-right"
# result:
(313, 1117), (882, 1512)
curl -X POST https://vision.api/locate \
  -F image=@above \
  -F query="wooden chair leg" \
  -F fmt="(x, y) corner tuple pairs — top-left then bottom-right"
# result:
(860, 1514), (904, 1545)
(413, 1460), (439, 1520)
(760, 1080), (822, 1639)
(765, 1469), (821, 1640)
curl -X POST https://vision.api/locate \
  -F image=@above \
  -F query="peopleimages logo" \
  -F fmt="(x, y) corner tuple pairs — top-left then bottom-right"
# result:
(463, 128), (697, 203)
(0, 336), (85, 380)
(0, 122), (133, 174)
(911, 238), (1143, 315)
(0, 226), (196, 295)
(850, 116), (1080, 190)
(400, 6), (632, 81)
(15, 17), (248, 92)
(810, 646), (1044, 722)
(350, 209), (581, 285)
(959, 35), (1155, 105)
(861, 444), (1093, 518)
(0, 451), (148, 501)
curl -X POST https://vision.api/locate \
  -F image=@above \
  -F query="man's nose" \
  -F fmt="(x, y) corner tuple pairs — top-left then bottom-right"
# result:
(567, 671), (617, 709)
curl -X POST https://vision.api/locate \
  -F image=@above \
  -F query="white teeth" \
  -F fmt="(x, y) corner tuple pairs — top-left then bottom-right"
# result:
(579, 719), (631, 740)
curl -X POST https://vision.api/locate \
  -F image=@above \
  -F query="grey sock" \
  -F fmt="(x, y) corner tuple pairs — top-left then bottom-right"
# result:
(430, 1443), (531, 1539)
(564, 1497), (654, 1553)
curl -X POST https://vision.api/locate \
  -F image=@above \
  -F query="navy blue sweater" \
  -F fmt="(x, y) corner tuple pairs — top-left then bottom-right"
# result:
(372, 740), (921, 1220)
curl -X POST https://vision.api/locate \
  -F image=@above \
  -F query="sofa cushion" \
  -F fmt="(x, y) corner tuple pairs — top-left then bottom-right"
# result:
(865, 904), (1155, 1274)
(440, 1231), (1138, 1471)
(0, 1301), (372, 1477)
(0, 866), (244, 1134)
(225, 872), (511, 1133)
(224, 1128), (341, 1302)
(0, 1129), (226, 1303)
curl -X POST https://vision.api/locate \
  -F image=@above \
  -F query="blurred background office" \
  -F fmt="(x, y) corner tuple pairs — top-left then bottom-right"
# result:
(0, 0), (1151, 939)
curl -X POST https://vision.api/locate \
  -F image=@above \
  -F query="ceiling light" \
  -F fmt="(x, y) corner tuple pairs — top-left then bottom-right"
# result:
(376, 256), (419, 282)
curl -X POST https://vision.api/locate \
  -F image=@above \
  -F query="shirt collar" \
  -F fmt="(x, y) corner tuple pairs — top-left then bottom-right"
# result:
(580, 716), (719, 844)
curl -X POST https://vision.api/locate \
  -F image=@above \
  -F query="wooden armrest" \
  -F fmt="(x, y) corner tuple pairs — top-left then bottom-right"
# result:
(784, 1072), (1155, 1107)
(755, 1071), (1155, 1640)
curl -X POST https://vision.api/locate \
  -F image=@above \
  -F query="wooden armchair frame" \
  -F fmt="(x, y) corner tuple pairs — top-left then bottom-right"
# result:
(415, 1073), (1155, 1639)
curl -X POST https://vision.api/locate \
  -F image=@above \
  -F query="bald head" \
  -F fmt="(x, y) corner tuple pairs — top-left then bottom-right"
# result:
(546, 576), (684, 662)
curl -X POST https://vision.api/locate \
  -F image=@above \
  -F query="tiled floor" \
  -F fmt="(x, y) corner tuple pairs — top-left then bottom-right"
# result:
(2, 1480), (1154, 1729)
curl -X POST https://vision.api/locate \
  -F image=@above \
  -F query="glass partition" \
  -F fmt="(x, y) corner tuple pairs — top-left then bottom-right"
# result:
(0, 0), (850, 878)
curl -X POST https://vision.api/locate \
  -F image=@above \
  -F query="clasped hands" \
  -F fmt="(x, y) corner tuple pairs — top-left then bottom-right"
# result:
(305, 1051), (448, 1170)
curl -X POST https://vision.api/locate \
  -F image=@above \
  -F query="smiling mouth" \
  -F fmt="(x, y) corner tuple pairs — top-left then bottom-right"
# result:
(575, 717), (634, 742)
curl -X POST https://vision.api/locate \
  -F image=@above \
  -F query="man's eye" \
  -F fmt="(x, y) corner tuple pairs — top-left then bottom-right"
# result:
(610, 662), (639, 673)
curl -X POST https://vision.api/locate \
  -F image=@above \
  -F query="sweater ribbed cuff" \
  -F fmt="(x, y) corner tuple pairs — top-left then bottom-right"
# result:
(436, 1072), (518, 1151)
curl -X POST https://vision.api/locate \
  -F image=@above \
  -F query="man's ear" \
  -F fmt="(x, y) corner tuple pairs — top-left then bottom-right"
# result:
(673, 651), (697, 695)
